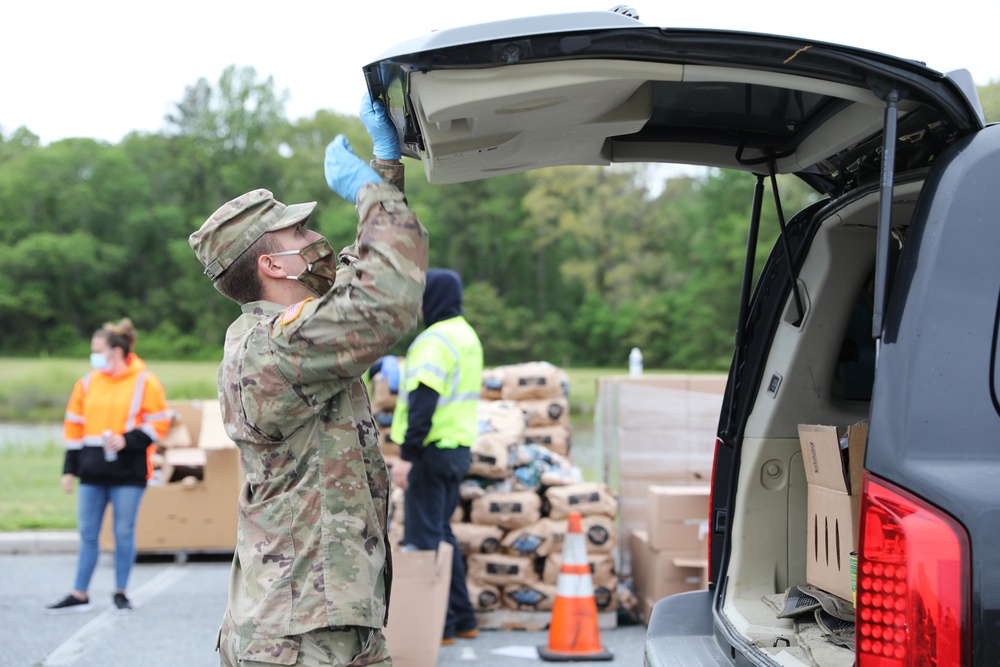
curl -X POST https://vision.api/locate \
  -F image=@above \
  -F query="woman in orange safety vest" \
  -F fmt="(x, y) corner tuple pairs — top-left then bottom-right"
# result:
(45, 318), (171, 615)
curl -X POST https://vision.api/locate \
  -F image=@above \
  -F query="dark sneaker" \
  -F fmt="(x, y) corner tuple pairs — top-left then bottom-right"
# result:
(45, 594), (93, 615)
(456, 627), (480, 639)
(113, 592), (133, 613)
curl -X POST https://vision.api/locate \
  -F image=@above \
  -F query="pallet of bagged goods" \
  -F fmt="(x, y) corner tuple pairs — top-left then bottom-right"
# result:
(383, 361), (622, 630)
(469, 362), (618, 629)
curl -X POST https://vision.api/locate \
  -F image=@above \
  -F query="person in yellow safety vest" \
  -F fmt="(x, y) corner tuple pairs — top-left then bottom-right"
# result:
(390, 269), (484, 645)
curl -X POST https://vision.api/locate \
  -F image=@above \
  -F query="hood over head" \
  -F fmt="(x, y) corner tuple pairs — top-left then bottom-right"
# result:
(422, 269), (463, 326)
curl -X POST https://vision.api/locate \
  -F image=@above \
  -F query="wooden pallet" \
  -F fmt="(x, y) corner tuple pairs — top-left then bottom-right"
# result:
(475, 610), (617, 631)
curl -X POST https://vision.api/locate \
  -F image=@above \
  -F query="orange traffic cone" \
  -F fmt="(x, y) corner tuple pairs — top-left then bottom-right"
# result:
(538, 512), (613, 661)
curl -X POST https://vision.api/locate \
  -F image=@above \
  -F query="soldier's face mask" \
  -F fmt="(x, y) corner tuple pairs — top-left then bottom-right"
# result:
(269, 238), (337, 295)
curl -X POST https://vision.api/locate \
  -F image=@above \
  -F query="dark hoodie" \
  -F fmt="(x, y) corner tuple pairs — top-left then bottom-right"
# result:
(421, 269), (463, 326)
(400, 269), (464, 460)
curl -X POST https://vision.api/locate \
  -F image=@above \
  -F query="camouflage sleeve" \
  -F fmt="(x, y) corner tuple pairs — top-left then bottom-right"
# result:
(370, 160), (405, 195)
(270, 182), (429, 401)
(336, 161), (405, 262)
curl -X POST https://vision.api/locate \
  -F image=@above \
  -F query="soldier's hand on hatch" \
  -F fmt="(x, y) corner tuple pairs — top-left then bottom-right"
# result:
(360, 92), (400, 162)
(324, 135), (381, 203)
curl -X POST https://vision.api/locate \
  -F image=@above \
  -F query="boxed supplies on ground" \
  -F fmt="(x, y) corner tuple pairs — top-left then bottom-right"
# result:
(646, 485), (710, 551)
(384, 541), (453, 667)
(100, 400), (241, 553)
(797, 422), (868, 601)
(595, 375), (723, 545)
(629, 530), (707, 603)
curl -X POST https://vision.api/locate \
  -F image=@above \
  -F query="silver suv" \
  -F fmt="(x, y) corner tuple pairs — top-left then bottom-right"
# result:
(367, 8), (996, 666)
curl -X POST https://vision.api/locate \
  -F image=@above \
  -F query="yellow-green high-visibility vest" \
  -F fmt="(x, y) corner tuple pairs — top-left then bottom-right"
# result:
(390, 316), (483, 448)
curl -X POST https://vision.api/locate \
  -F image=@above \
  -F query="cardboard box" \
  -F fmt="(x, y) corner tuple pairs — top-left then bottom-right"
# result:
(646, 485), (710, 551)
(797, 423), (868, 601)
(629, 530), (706, 602)
(384, 542), (453, 667)
(100, 400), (242, 552)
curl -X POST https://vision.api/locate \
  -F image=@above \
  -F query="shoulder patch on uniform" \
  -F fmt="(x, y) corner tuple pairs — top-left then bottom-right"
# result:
(280, 298), (314, 326)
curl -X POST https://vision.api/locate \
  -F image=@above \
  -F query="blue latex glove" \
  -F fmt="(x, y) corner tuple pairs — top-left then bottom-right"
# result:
(324, 135), (381, 203)
(360, 92), (401, 161)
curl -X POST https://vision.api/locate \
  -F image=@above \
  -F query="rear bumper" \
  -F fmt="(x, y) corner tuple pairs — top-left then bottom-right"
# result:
(644, 590), (732, 667)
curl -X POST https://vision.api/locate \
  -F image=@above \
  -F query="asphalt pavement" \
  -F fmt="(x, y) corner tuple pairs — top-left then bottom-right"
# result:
(1, 532), (646, 667)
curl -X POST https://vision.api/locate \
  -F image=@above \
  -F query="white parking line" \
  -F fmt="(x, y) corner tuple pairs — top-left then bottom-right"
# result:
(40, 566), (189, 666)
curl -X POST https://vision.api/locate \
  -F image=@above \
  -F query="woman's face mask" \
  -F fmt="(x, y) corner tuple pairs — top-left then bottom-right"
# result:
(269, 238), (337, 295)
(90, 352), (110, 371)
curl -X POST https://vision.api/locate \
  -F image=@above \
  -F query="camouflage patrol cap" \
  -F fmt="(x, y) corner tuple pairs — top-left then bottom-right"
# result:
(189, 189), (317, 280)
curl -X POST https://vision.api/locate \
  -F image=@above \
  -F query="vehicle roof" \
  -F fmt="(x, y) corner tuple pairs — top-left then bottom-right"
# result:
(365, 11), (985, 194)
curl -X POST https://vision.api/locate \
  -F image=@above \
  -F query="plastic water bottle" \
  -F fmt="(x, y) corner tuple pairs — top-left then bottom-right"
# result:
(103, 430), (117, 462)
(628, 347), (643, 377)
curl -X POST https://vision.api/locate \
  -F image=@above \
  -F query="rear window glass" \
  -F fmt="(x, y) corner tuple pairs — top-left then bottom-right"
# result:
(833, 275), (877, 402)
(648, 81), (844, 148)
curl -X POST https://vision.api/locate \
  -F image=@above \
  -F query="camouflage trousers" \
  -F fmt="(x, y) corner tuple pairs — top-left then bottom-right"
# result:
(218, 612), (391, 667)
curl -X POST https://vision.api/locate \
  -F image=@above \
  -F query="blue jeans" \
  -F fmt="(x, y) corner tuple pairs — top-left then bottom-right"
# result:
(74, 483), (145, 593)
(403, 446), (476, 638)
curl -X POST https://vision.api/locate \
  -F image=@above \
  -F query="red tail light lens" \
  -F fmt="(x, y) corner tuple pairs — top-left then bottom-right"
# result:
(857, 474), (969, 666)
(707, 437), (722, 585)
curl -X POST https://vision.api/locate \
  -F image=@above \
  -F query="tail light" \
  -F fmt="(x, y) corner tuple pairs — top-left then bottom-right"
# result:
(707, 437), (722, 585)
(856, 474), (970, 666)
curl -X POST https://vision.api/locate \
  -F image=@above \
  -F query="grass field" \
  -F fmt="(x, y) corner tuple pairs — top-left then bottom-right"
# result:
(0, 358), (635, 530)
(0, 358), (221, 422)
(0, 358), (617, 424)
(0, 441), (77, 531)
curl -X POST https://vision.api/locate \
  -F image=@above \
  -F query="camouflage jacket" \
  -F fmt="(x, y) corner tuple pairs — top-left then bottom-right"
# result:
(218, 175), (427, 658)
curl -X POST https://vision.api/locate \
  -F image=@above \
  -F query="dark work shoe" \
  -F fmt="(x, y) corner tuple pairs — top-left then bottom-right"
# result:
(456, 627), (480, 639)
(113, 592), (133, 613)
(45, 594), (93, 615)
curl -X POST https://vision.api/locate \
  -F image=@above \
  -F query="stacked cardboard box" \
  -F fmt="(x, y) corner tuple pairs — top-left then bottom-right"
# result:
(629, 485), (710, 618)
(594, 375), (724, 580)
(99, 400), (241, 553)
(797, 422), (868, 602)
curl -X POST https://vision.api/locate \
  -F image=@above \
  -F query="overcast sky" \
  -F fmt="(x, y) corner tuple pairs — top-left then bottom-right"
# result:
(4, 0), (999, 146)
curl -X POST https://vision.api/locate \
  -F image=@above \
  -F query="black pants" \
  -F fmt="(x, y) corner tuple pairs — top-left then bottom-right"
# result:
(403, 445), (476, 637)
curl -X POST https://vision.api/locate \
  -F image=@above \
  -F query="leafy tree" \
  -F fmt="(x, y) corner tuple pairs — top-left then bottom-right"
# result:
(165, 65), (291, 205)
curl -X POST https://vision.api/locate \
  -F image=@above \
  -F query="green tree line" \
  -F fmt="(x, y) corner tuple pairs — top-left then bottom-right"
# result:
(2, 66), (997, 370)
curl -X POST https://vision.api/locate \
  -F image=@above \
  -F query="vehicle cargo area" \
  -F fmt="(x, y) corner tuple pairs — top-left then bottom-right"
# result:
(717, 180), (921, 667)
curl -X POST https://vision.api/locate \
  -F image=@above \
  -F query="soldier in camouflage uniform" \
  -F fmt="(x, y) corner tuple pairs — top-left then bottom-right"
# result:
(188, 96), (426, 666)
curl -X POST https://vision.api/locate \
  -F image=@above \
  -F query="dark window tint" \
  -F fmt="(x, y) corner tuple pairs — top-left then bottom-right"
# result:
(647, 81), (846, 153)
(833, 274), (877, 402)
